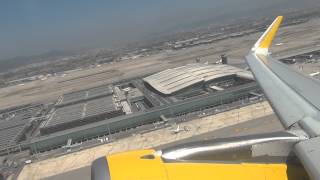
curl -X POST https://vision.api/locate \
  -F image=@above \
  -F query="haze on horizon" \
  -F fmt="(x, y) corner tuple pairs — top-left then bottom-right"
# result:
(0, 0), (318, 60)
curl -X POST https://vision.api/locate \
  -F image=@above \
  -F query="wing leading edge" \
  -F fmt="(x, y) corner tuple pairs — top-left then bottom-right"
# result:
(245, 16), (320, 180)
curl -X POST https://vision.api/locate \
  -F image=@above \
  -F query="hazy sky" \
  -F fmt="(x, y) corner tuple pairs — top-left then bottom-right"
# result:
(0, 0), (318, 60)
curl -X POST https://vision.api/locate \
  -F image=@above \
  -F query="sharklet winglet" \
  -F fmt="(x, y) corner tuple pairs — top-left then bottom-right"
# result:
(252, 16), (283, 55)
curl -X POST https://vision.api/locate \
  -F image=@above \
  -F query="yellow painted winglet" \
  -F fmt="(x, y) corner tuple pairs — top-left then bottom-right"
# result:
(253, 16), (283, 54)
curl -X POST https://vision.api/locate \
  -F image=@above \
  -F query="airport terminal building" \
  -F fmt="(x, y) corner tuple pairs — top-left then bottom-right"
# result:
(0, 62), (262, 154)
(143, 63), (253, 95)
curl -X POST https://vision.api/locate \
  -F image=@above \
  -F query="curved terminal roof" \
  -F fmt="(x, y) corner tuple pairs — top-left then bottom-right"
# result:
(143, 64), (253, 94)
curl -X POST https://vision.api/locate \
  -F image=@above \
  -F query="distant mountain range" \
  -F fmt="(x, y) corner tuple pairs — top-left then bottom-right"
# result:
(1, 1), (320, 74)
(0, 50), (75, 73)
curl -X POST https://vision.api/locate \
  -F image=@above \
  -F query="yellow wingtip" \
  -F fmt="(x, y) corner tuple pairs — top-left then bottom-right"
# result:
(258, 16), (283, 49)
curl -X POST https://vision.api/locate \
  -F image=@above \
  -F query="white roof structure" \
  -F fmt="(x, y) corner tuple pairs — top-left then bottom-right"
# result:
(143, 64), (254, 95)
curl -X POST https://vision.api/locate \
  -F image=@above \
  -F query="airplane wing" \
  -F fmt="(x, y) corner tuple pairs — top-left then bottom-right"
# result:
(245, 16), (320, 180)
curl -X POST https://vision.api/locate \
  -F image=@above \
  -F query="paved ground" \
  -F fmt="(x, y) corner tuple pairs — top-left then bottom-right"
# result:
(158, 114), (283, 149)
(18, 101), (273, 180)
(43, 114), (282, 180)
(42, 166), (90, 180)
